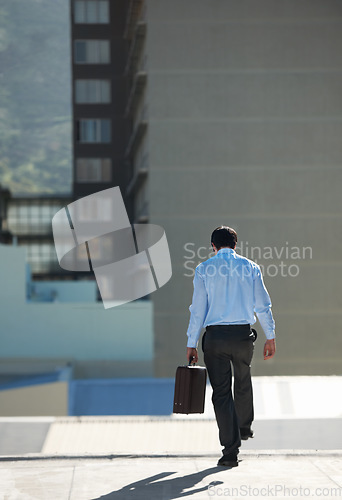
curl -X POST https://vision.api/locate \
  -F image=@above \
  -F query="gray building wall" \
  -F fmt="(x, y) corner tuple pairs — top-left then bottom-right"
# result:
(142, 0), (342, 376)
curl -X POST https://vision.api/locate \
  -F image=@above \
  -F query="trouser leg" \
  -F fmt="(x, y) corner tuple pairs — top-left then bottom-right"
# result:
(203, 331), (241, 455)
(232, 338), (254, 431)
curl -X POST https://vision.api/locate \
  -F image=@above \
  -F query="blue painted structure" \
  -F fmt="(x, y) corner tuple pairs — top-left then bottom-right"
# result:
(69, 378), (175, 416)
(0, 366), (72, 391)
(0, 370), (176, 416)
(27, 275), (98, 303)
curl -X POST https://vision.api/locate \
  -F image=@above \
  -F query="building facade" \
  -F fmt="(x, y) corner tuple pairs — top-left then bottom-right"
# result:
(70, 0), (129, 207)
(69, 0), (342, 377)
(126, 0), (342, 377)
(6, 194), (72, 278)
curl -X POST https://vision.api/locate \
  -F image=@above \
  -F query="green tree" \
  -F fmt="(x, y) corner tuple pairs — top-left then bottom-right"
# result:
(0, 0), (72, 194)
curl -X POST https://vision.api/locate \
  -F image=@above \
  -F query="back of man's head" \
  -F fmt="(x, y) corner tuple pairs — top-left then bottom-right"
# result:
(211, 226), (237, 250)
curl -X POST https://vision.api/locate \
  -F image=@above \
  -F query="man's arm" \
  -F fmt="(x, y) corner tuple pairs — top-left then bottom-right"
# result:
(253, 266), (276, 360)
(186, 267), (208, 363)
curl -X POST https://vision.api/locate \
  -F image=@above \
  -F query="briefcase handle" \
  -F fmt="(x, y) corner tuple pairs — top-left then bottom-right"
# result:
(188, 356), (196, 366)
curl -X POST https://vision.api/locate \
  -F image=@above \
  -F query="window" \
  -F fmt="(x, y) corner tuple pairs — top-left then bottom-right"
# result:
(74, 0), (109, 24)
(74, 40), (110, 64)
(77, 119), (111, 143)
(76, 158), (112, 182)
(25, 242), (58, 273)
(7, 200), (66, 235)
(75, 80), (111, 104)
(76, 197), (112, 222)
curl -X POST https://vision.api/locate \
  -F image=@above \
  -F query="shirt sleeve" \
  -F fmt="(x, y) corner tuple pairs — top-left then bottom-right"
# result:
(253, 265), (275, 340)
(186, 267), (208, 348)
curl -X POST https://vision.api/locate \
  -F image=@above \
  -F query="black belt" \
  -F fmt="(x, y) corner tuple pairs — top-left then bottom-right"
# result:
(206, 324), (257, 341)
(206, 324), (251, 332)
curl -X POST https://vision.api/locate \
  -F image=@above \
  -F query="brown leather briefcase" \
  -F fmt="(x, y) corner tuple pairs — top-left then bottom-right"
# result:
(173, 361), (207, 414)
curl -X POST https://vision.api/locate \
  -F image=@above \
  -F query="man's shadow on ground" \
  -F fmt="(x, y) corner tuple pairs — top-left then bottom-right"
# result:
(91, 465), (231, 499)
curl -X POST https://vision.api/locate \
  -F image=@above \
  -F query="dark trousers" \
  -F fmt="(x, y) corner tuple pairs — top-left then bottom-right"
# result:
(202, 324), (255, 455)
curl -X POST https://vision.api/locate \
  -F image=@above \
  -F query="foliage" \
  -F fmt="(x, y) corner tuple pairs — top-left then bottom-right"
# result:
(0, 0), (72, 194)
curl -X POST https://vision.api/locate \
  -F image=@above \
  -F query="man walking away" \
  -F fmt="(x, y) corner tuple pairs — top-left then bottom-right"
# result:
(186, 226), (276, 467)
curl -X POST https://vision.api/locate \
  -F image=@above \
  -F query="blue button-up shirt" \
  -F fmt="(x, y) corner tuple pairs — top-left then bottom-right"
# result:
(186, 248), (275, 348)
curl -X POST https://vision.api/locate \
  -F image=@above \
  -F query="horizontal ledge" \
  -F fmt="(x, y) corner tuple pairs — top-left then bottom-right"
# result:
(149, 69), (342, 75)
(148, 116), (342, 123)
(147, 18), (342, 25)
(4, 449), (341, 461)
(149, 165), (342, 170)
(153, 309), (342, 316)
(147, 213), (342, 220)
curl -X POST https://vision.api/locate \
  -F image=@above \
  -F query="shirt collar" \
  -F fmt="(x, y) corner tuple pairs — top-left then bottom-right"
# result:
(217, 247), (235, 255)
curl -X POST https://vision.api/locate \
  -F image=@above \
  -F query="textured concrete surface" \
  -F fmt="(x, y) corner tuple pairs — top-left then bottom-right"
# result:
(0, 420), (52, 455)
(0, 452), (341, 500)
(0, 415), (341, 499)
(40, 417), (342, 455)
(1, 416), (342, 457)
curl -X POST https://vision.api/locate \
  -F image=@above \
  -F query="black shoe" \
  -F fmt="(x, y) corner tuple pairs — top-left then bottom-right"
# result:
(240, 429), (254, 440)
(217, 453), (238, 467)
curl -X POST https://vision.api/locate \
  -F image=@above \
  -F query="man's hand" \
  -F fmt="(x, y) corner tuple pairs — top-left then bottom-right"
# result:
(187, 347), (198, 365)
(263, 339), (276, 360)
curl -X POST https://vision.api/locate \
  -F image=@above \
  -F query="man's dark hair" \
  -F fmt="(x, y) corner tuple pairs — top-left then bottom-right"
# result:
(211, 226), (237, 250)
